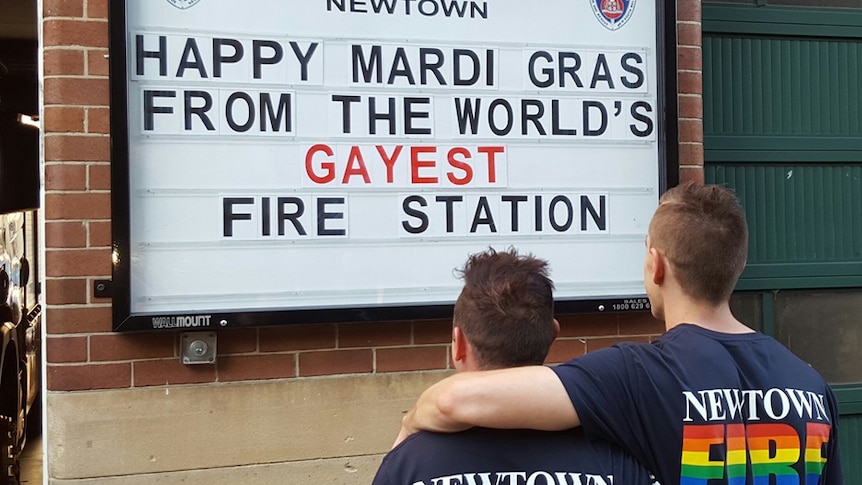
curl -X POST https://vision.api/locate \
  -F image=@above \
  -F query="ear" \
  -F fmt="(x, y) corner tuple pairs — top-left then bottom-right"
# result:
(552, 318), (560, 341)
(648, 247), (666, 285)
(452, 326), (468, 363)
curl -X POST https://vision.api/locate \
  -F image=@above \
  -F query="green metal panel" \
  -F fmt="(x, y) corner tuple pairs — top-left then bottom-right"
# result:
(838, 413), (862, 480)
(703, 34), (862, 138)
(704, 4), (862, 38)
(703, 6), (862, 290)
(835, 387), (862, 480)
(836, 387), (862, 415)
(706, 164), (862, 287)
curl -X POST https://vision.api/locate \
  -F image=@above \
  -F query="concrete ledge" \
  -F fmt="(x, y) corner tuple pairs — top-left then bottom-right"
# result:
(47, 371), (451, 480)
(49, 454), (386, 484)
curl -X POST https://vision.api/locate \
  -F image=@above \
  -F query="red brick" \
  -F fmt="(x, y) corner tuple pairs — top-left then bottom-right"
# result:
(339, 322), (411, 348)
(88, 220), (111, 247)
(545, 338), (586, 365)
(585, 336), (651, 353)
(413, 320), (452, 345)
(259, 324), (335, 352)
(679, 166), (705, 185)
(90, 333), (175, 361)
(218, 354), (297, 382)
(299, 349), (373, 377)
(376, 346), (448, 372)
(45, 220), (87, 248)
(44, 49), (85, 76)
(45, 278), (88, 305)
(44, 106), (85, 132)
(45, 306), (112, 334)
(678, 95), (703, 119)
(679, 143), (705, 167)
(678, 46), (703, 72)
(44, 77), (109, 106)
(679, 118), (704, 143)
(134, 359), (217, 387)
(557, 313), (618, 338)
(46, 336), (88, 363)
(43, 19), (108, 49)
(216, 328), (258, 354)
(677, 0), (702, 22)
(45, 193), (111, 220)
(45, 248), (111, 277)
(87, 107), (110, 134)
(87, 0), (108, 19)
(677, 22), (702, 47)
(618, 312), (665, 335)
(47, 363), (131, 391)
(43, 0), (84, 18)
(45, 135), (109, 162)
(87, 49), (109, 76)
(88, 163), (111, 190)
(45, 163), (86, 192)
(678, 70), (703, 96)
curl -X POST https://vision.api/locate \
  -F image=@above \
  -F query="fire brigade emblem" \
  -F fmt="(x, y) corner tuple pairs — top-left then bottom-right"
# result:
(591, 0), (636, 31)
(166, 0), (202, 10)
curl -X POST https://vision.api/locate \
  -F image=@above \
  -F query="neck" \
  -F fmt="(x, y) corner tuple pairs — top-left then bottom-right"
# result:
(664, 299), (753, 334)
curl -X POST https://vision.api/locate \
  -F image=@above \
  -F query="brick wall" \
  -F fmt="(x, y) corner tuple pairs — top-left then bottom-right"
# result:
(43, 0), (702, 393)
(678, 0), (705, 184)
(44, 0), (116, 391)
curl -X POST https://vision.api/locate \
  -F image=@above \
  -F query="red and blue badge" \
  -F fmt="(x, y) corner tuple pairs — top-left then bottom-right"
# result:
(591, 0), (636, 31)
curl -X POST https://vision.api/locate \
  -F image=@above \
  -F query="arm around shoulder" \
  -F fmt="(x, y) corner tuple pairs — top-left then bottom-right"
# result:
(396, 365), (580, 445)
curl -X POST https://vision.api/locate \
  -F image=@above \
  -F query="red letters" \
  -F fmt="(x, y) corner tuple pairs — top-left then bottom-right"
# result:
(342, 146), (371, 184)
(477, 146), (503, 183)
(303, 144), (504, 186)
(446, 147), (473, 185)
(305, 143), (335, 183)
(377, 145), (403, 183)
(411, 146), (438, 184)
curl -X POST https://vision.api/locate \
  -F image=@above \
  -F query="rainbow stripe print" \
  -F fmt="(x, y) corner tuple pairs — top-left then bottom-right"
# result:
(680, 422), (832, 485)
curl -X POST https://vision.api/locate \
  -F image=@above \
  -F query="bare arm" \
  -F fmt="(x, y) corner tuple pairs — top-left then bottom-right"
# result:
(395, 365), (579, 446)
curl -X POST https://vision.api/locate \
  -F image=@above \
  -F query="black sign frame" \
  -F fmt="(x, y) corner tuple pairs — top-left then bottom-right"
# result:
(109, 0), (678, 331)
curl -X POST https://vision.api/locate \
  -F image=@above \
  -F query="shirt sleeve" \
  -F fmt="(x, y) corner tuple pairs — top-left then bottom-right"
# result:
(550, 344), (664, 474)
(822, 385), (844, 485)
(371, 435), (415, 485)
(370, 455), (394, 485)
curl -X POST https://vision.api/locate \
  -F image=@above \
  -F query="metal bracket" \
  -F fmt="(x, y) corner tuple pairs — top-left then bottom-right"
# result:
(181, 332), (217, 365)
(93, 279), (112, 298)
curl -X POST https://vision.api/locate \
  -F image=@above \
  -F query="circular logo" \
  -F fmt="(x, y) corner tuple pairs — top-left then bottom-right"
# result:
(591, 0), (636, 31)
(166, 0), (203, 10)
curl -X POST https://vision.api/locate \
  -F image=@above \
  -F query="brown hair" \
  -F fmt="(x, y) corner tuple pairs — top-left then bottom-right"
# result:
(649, 183), (748, 305)
(453, 247), (555, 369)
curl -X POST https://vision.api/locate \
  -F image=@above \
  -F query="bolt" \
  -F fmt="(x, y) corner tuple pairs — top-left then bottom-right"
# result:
(189, 340), (208, 356)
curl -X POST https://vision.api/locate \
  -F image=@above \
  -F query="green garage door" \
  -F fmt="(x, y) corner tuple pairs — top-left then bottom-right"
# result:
(703, 3), (862, 479)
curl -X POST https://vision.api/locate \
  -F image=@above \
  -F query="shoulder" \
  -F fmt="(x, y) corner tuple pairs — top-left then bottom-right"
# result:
(552, 340), (661, 378)
(374, 431), (449, 484)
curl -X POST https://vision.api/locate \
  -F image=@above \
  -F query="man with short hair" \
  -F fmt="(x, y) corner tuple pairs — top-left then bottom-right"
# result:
(397, 185), (843, 485)
(373, 248), (655, 485)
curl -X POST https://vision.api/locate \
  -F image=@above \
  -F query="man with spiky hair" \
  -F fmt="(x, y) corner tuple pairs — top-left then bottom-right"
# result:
(396, 185), (843, 485)
(373, 248), (654, 485)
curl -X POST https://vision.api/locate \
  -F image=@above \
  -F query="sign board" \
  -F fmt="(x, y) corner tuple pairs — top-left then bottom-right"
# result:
(110, 0), (677, 331)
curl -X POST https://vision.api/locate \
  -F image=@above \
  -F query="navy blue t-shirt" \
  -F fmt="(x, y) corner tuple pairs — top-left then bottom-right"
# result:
(373, 427), (655, 485)
(552, 324), (843, 485)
